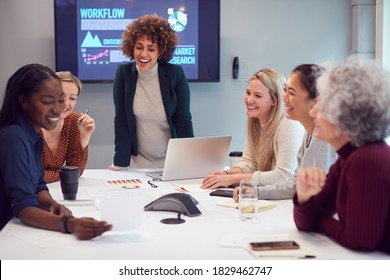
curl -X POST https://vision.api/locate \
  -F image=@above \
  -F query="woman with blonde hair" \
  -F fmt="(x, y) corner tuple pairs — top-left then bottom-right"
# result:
(232, 64), (337, 200)
(202, 68), (304, 189)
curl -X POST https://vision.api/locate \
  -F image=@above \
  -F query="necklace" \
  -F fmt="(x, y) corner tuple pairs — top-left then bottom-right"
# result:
(306, 134), (312, 148)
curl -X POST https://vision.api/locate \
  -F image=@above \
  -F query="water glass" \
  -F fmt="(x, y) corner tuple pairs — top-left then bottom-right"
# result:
(238, 179), (258, 221)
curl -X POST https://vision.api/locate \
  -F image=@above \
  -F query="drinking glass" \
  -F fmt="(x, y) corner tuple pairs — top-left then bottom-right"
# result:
(238, 179), (258, 221)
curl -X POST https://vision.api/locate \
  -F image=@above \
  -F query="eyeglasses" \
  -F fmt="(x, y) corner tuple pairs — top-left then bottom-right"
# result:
(148, 180), (158, 188)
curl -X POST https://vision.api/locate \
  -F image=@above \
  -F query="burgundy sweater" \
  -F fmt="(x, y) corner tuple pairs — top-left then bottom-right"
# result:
(294, 141), (390, 254)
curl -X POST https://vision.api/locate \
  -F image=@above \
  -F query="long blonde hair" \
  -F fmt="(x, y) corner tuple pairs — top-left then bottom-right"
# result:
(247, 68), (286, 171)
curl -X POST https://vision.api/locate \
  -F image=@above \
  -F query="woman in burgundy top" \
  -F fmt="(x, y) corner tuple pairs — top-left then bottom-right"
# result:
(293, 57), (390, 254)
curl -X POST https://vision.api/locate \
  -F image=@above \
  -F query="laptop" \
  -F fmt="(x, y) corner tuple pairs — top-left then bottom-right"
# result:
(146, 136), (232, 181)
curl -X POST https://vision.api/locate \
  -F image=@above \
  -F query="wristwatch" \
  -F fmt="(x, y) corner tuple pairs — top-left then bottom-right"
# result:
(60, 215), (73, 234)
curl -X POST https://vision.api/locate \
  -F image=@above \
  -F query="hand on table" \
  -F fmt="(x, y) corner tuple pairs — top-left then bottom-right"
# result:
(107, 164), (128, 171)
(67, 217), (112, 240)
(201, 171), (234, 189)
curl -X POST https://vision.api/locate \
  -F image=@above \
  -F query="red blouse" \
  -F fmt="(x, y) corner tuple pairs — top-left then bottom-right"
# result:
(40, 112), (88, 183)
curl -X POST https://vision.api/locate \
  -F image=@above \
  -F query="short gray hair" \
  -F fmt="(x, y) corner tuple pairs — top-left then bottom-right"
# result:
(316, 56), (390, 147)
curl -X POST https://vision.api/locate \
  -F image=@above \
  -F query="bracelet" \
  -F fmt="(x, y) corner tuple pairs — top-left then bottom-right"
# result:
(224, 170), (229, 174)
(60, 215), (73, 234)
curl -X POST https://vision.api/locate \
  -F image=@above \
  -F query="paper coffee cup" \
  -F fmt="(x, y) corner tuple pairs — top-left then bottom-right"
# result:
(229, 151), (242, 168)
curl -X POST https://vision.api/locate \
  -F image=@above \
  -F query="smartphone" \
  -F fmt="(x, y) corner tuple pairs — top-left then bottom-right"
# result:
(249, 241), (300, 251)
(209, 189), (234, 198)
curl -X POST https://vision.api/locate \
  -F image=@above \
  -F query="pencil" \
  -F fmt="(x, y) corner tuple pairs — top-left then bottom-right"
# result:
(77, 109), (89, 125)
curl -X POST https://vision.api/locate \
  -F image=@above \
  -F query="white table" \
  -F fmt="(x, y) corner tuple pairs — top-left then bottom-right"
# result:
(0, 169), (388, 260)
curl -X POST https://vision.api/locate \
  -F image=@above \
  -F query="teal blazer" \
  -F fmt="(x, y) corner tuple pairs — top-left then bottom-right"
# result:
(113, 62), (194, 167)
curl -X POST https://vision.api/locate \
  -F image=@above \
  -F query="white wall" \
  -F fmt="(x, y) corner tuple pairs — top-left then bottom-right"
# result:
(0, 0), (351, 168)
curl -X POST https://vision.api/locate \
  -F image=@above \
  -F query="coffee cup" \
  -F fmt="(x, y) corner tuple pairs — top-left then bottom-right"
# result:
(229, 151), (243, 168)
(59, 166), (80, 200)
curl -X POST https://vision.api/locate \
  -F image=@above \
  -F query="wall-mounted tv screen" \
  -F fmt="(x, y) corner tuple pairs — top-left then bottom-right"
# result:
(54, 0), (220, 83)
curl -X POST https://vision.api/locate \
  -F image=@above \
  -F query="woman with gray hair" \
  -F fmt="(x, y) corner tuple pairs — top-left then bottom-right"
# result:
(293, 57), (390, 254)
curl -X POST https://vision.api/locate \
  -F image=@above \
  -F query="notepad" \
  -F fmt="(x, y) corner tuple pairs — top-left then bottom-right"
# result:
(216, 200), (277, 212)
(105, 179), (142, 190)
(57, 199), (95, 206)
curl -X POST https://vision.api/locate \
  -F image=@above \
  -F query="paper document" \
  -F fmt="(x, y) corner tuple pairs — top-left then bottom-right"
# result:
(104, 179), (143, 190)
(57, 199), (95, 206)
(216, 200), (276, 212)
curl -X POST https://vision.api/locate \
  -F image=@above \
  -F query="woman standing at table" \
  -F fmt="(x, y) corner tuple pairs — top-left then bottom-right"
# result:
(294, 57), (390, 253)
(232, 64), (337, 200)
(202, 68), (304, 189)
(109, 14), (194, 170)
(40, 71), (95, 183)
(0, 63), (111, 239)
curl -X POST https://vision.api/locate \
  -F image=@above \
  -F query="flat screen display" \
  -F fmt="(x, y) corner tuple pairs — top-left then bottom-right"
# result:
(54, 0), (220, 83)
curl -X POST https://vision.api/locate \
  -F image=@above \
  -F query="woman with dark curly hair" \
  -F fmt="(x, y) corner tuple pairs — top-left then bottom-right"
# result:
(293, 57), (390, 254)
(109, 14), (194, 170)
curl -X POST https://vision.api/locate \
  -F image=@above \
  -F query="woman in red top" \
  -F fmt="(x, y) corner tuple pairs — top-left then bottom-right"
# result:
(293, 57), (390, 254)
(40, 71), (95, 183)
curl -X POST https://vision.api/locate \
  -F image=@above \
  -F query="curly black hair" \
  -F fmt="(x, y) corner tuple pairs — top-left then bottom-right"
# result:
(121, 14), (178, 63)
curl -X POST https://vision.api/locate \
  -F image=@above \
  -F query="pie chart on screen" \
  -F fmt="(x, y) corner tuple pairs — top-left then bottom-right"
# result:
(168, 10), (188, 32)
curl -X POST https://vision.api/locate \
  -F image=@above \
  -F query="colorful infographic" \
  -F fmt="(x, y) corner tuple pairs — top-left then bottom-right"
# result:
(76, 0), (199, 81)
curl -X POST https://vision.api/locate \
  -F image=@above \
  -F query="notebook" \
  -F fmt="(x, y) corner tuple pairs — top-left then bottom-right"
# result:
(146, 136), (232, 181)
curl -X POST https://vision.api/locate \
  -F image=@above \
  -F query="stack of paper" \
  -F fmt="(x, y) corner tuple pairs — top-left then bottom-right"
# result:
(216, 200), (276, 212)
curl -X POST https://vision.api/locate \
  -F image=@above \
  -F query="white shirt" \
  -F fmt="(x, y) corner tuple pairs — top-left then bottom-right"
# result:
(235, 117), (305, 186)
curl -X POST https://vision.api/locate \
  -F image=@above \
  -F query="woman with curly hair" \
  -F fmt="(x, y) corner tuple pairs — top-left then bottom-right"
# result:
(294, 57), (390, 254)
(109, 14), (194, 170)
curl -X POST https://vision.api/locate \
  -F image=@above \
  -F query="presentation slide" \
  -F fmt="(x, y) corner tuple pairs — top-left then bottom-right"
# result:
(76, 0), (199, 81)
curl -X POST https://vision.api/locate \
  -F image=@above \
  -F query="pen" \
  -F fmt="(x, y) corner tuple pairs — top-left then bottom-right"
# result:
(255, 255), (316, 259)
(148, 180), (158, 188)
(77, 109), (89, 125)
(174, 187), (188, 193)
